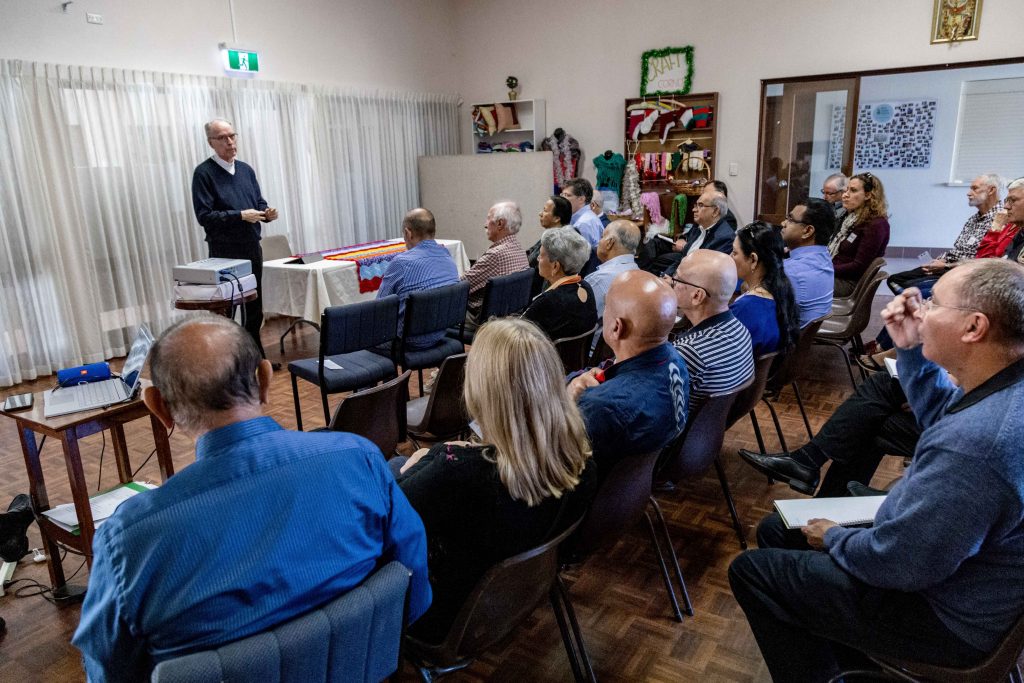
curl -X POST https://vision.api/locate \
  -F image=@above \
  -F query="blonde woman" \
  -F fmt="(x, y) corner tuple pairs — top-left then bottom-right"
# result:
(395, 318), (596, 642)
(828, 172), (890, 296)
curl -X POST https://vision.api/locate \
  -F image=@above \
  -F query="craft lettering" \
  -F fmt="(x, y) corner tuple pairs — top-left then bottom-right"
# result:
(648, 53), (683, 79)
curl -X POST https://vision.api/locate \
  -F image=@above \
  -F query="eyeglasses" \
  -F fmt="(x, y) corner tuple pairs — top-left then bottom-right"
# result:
(922, 297), (977, 314)
(1005, 196), (1020, 207)
(208, 133), (237, 143)
(694, 201), (713, 209)
(668, 276), (708, 296)
(783, 213), (807, 225)
(821, 188), (842, 198)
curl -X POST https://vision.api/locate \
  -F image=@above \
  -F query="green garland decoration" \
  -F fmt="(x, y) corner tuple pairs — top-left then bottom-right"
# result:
(640, 46), (694, 97)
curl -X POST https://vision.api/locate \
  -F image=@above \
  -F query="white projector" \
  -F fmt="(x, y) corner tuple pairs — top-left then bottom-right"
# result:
(173, 258), (253, 285)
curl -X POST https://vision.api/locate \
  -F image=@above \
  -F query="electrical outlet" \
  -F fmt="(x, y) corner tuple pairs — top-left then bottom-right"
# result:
(86, 13), (103, 24)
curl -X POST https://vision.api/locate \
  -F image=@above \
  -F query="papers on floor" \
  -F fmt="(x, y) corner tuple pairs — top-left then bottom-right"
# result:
(773, 495), (886, 529)
(41, 481), (157, 535)
(885, 357), (898, 379)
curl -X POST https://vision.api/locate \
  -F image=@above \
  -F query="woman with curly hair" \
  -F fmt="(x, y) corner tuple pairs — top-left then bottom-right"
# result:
(828, 172), (890, 296)
(730, 221), (801, 357)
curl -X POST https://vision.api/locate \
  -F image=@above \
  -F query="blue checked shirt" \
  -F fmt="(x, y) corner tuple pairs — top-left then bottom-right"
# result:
(377, 239), (459, 349)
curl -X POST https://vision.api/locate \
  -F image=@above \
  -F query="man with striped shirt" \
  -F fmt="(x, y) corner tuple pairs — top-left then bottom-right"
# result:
(668, 249), (754, 409)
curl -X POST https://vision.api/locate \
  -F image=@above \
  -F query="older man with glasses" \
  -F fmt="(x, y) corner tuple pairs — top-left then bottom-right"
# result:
(641, 183), (736, 277)
(821, 172), (848, 221)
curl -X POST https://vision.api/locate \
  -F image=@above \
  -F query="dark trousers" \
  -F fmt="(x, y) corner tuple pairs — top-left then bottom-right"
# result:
(811, 372), (920, 497)
(638, 238), (683, 275)
(209, 241), (265, 357)
(728, 514), (986, 682)
(887, 266), (941, 295)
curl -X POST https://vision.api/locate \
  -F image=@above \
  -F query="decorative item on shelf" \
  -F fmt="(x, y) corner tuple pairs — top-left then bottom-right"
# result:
(506, 75), (519, 101)
(931, 0), (981, 43)
(670, 156), (711, 196)
(640, 46), (694, 97)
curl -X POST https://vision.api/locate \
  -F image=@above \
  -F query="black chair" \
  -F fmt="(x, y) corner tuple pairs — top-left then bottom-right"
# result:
(816, 272), (888, 389)
(288, 296), (400, 431)
(404, 518), (595, 682)
(391, 282), (469, 395)
(564, 451), (693, 623)
(759, 315), (829, 452)
(726, 351), (781, 456)
(151, 561), (412, 683)
(446, 270), (534, 344)
(588, 334), (615, 367)
(406, 354), (469, 448)
(554, 325), (599, 374)
(320, 371), (411, 458)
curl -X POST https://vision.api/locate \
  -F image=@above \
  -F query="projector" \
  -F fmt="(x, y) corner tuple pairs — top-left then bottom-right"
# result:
(173, 258), (253, 285)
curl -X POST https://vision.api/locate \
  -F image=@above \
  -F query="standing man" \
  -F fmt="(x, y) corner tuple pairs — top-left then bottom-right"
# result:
(781, 198), (836, 327)
(191, 118), (278, 360)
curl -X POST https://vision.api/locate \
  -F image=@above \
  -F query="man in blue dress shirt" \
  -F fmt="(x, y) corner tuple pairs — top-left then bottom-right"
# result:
(73, 316), (430, 682)
(781, 198), (836, 327)
(561, 177), (604, 248)
(377, 208), (459, 349)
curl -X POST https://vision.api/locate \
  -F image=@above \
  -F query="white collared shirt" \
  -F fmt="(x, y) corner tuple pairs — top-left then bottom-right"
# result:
(211, 154), (236, 175)
(686, 224), (712, 255)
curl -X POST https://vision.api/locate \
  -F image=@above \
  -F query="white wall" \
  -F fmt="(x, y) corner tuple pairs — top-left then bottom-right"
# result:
(858, 63), (1024, 248)
(450, 0), (1023, 246)
(0, 0), (460, 94)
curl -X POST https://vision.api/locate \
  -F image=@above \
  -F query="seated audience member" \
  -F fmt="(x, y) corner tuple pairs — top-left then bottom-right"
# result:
(821, 172), (848, 223)
(729, 221), (801, 357)
(641, 183), (735, 276)
(730, 259), (1024, 683)
(585, 219), (641, 347)
(1002, 178), (1024, 262)
(560, 177), (603, 248)
(569, 270), (689, 480)
(590, 191), (611, 228)
(669, 249), (754, 409)
(522, 227), (598, 340)
(377, 208), (459, 349)
(709, 179), (740, 230)
(527, 195), (573, 296)
(395, 318), (596, 643)
(828, 172), (890, 296)
(781, 198), (836, 327)
(73, 316), (430, 681)
(886, 173), (1004, 295)
(463, 200), (530, 323)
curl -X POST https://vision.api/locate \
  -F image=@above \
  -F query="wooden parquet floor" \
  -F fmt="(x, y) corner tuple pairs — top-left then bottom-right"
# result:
(0, 304), (920, 682)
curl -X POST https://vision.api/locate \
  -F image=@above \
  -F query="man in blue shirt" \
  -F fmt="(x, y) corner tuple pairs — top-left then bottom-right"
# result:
(781, 198), (836, 327)
(569, 270), (688, 482)
(377, 208), (459, 349)
(73, 316), (430, 682)
(561, 177), (604, 248)
(729, 259), (1024, 682)
(585, 219), (641, 349)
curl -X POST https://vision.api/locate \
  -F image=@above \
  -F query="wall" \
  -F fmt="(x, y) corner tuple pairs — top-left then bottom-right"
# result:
(450, 0), (1022, 246)
(0, 0), (460, 94)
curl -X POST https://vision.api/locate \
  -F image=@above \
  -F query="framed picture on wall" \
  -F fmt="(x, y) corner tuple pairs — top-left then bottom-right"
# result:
(931, 0), (982, 44)
(640, 46), (694, 97)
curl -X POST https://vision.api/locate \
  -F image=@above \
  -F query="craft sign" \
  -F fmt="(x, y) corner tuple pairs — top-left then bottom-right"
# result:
(641, 46), (694, 97)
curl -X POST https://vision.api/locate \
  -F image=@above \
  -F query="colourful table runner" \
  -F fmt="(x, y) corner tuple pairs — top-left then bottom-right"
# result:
(321, 239), (407, 293)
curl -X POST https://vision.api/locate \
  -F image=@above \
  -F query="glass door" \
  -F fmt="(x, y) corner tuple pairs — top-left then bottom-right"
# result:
(755, 77), (858, 223)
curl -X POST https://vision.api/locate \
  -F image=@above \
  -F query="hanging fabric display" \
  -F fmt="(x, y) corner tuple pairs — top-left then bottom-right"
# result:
(540, 128), (581, 193)
(593, 152), (626, 193)
(619, 156), (642, 220)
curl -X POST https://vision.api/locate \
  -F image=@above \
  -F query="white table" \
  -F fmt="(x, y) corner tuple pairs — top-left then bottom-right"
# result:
(262, 238), (469, 322)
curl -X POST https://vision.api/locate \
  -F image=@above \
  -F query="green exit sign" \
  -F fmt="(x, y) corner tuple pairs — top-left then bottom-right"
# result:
(220, 46), (259, 74)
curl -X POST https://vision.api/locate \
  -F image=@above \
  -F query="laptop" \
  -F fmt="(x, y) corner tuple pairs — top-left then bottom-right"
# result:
(44, 325), (156, 418)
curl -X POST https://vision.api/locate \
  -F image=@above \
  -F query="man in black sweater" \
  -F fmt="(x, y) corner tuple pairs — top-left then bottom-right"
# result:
(191, 118), (278, 358)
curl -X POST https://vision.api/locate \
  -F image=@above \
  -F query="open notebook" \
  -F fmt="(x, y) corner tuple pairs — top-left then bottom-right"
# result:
(773, 495), (886, 529)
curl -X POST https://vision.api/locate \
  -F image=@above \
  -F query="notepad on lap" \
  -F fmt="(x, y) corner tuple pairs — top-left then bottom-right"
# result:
(773, 495), (886, 529)
(884, 357), (898, 378)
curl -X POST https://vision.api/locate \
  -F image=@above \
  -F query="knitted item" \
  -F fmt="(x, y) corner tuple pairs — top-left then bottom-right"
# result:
(620, 157), (642, 220)
(593, 153), (626, 192)
(670, 194), (689, 236)
(541, 131), (580, 191)
(692, 106), (712, 128)
(640, 192), (664, 224)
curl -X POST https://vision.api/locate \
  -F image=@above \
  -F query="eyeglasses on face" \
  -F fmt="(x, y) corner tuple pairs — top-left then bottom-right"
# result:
(784, 213), (807, 225)
(208, 133), (237, 143)
(922, 297), (977, 314)
(821, 188), (842, 197)
(668, 275), (708, 296)
(694, 201), (714, 209)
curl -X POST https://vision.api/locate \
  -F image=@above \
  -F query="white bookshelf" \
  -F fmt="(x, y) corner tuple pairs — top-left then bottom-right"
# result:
(470, 98), (546, 154)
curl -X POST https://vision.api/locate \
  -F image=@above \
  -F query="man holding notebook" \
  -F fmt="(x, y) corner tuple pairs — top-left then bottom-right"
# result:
(729, 259), (1024, 682)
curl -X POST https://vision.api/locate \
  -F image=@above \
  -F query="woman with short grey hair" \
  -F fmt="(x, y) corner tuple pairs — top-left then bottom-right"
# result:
(521, 227), (598, 340)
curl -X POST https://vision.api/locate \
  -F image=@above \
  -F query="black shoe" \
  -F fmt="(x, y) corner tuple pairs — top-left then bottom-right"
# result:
(738, 449), (820, 495)
(846, 481), (888, 497)
(271, 362), (282, 371)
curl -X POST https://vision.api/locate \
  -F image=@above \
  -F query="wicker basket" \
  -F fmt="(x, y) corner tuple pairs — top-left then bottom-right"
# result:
(670, 156), (711, 196)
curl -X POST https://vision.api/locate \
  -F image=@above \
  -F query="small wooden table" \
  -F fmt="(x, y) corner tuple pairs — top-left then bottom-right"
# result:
(174, 289), (258, 317)
(1, 383), (174, 597)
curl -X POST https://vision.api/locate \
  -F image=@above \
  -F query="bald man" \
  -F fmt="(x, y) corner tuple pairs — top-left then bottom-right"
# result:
(377, 207), (459, 349)
(669, 249), (754, 409)
(568, 270), (689, 480)
(73, 316), (430, 681)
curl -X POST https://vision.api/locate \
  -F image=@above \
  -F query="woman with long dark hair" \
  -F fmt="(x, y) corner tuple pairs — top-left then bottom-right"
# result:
(729, 221), (801, 357)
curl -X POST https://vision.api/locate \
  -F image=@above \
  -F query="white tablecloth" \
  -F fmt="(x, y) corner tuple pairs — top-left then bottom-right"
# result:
(262, 239), (470, 321)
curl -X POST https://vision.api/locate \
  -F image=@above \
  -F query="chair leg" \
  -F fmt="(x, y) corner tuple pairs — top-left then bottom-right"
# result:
(418, 369), (425, 398)
(761, 397), (789, 453)
(643, 510), (684, 623)
(748, 409), (767, 454)
(291, 374), (303, 432)
(278, 319), (319, 355)
(713, 456), (747, 550)
(549, 577), (597, 683)
(1009, 663), (1023, 683)
(648, 496), (693, 616)
(320, 388), (331, 426)
(791, 381), (814, 440)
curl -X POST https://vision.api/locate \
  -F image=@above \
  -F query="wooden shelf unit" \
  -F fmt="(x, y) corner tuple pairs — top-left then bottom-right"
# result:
(471, 98), (546, 154)
(623, 91), (719, 188)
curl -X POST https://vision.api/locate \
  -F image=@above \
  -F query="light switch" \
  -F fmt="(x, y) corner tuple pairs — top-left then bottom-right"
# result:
(728, 162), (739, 176)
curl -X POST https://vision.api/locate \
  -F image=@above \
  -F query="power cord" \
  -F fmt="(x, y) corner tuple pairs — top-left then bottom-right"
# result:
(3, 549), (87, 604)
(221, 272), (246, 329)
(132, 425), (175, 478)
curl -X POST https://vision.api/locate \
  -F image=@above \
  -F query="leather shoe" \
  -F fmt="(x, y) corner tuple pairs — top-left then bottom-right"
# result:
(846, 481), (888, 497)
(738, 449), (820, 495)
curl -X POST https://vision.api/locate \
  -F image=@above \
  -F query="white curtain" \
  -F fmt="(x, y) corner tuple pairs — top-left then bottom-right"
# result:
(0, 59), (460, 386)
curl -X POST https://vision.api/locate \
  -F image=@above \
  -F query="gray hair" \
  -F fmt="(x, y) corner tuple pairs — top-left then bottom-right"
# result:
(607, 220), (641, 253)
(707, 190), (729, 217)
(955, 260), (1024, 343)
(541, 227), (591, 276)
(204, 118), (233, 137)
(824, 173), (849, 191)
(976, 173), (1006, 198)
(148, 315), (262, 433)
(1007, 177), (1024, 192)
(491, 201), (522, 234)
(590, 192), (604, 210)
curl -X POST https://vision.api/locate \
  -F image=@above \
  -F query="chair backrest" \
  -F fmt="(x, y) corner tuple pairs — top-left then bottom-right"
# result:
(403, 281), (471, 339)
(768, 314), (828, 391)
(588, 334), (615, 367)
(410, 354), (469, 437)
(572, 451), (659, 558)
(727, 351), (780, 429)
(414, 517), (583, 663)
(151, 561), (412, 683)
(261, 234), (294, 262)
(479, 269), (535, 321)
(320, 295), (400, 357)
(553, 325), (599, 374)
(839, 256), (886, 302)
(658, 378), (752, 483)
(328, 371), (411, 456)
(844, 271), (888, 337)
